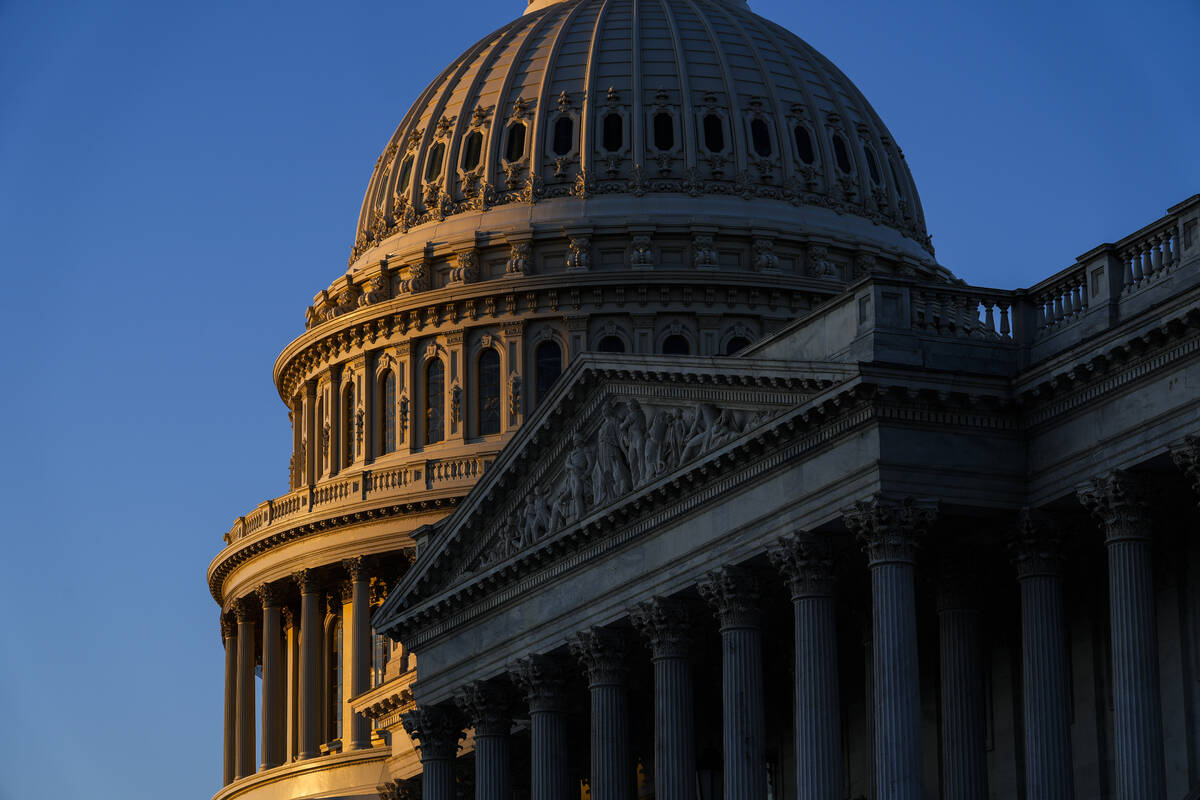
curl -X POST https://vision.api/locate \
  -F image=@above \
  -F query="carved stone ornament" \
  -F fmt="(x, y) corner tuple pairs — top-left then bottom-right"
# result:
(358, 274), (390, 307)
(451, 250), (478, 284)
(292, 568), (318, 594)
(475, 399), (774, 570)
(565, 235), (591, 271)
(399, 259), (431, 295)
(509, 654), (568, 713)
(398, 394), (410, 440)
(221, 614), (236, 640)
(1170, 435), (1200, 504)
(768, 533), (835, 598)
(1077, 470), (1151, 543)
(256, 582), (282, 608)
(568, 627), (628, 687)
(698, 566), (761, 629)
(506, 241), (531, 274)
(807, 245), (840, 280)
(400, 706), (465, 760)
(629, 596), (692, 659)
(508, 372), (522, 419)
(234, 596), (257, 623)
(343, 556), (367, 582)
(1009, 507), (1066, 579)
(843, 494), (938, 566)
(454, 681), (514, 737)
(630, 234), (654, 267)
(691, 234), (717, 268)
(450, 383), (462, 425)
(752, 237), (779, 271)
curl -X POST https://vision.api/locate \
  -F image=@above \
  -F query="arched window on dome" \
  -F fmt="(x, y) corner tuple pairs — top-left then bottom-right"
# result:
(425, 359), (445, 446)
(379, 370), (396, 456)
(477, 348), (501, 436)
(552, 116), (574, 157)
(505, 122), (527, 162)
(397, 156), (414, 193)
(794, 125), (816, 165)
(597, 336), (626, 353)
(653, 112), (675, 151)
(862, 143), (882, 185)
(702, 114), (726, 153)
(425, 142), (445, 182)
(831, 133), (853, 174)
(662, 335), (690, 356)
(750, 118), (772, 158)
(534, 340), (562, 407)
(341, 382), (355, 468)
(725, 336), (752, 355)
(461, 131), (483, 172)
(602, 113), (623, 153)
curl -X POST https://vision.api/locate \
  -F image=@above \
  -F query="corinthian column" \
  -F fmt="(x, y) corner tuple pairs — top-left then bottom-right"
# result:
(511, 655), (570, 800)
(768, 534), (842, 800)
(1011, 510), (1073, 798)
(343, 557), (371, 750)
(456, 681), (514, 800)
(294, 568), (322, 760)
(222, 615), (237, 786)
(1079, 472), (1166, 799)
(1172, 436), (1200, 508)
(234, 597), (257, 779)
(936, 554), (987, 800)
(569, 628), (633, 800)
(843, 495), (936, 800)
(630, 597), (696, 800)
(698, 567), (766, 800)
(402, 705), (465, 800)
(257, 584), (284, 770)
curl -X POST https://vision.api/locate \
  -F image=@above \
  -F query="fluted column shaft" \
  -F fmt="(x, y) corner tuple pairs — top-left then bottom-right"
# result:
(570, 629), (632, 800)
(234, 602), (256, 780)
(1080, 474), (1166, 799)
(1013, 513), (1074, 799)
(699, 568), (766, 800)
(296, 571), (322, 760)
(259, 587), (284, 770)
(345, 559), (371, 750)
(845, 496), (936, 800)
(512, 656), (570, 800)
(937, 566), (987, 800)
(404, 706), (465, 800)
(222, 618), (237, 786)
(456, 681), (513, 800)
(632, 598), (696, 800)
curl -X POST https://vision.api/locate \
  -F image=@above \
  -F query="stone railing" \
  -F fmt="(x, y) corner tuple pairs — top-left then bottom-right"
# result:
(910, 285), (1016, 341)
(1117, 208), (1188, 296)
(223, 450), (500, 545)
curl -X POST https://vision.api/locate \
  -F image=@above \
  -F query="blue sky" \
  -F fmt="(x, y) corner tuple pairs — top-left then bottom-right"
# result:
(0, 0), (1196, 797)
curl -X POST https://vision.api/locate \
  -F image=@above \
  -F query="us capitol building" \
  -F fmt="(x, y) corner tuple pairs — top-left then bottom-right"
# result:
(205, 0), (1200, 798)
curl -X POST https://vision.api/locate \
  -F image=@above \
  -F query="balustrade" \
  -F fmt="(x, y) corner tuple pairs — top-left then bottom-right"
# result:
(910, 287), (1014, 341)
(1030, 268), (1087, 338)
(1121, 222), (1180, 294)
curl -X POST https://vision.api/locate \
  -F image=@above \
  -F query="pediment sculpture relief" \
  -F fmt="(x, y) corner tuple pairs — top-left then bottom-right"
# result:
(475, 399), (775, 570)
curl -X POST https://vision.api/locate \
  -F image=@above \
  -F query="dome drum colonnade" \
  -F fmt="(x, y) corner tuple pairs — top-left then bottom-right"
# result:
(383, 465), (1200, 800)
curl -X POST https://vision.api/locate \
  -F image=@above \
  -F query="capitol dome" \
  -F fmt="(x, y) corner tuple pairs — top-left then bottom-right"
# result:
(348, 0), (933, 272)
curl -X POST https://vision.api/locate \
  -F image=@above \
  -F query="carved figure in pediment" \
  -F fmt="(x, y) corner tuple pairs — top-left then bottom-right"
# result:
(620, 399), (648, 487)
(679, 403), (719, 462)
(644, 409), (671, 480)
(520, 485), (552, 544)
(564, 431), (593, 523)
(664, 408), (690, 468)
(596, 403), (633, 499)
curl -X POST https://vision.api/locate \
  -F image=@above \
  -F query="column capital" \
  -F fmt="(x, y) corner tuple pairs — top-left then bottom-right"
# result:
(768, 532), (835, 598)
(843, 494), (937, 565)
(338, 581), (354, 605)
(370, 577), (391, 607)
(568, 627), (629, 687)
(234, 596), (257, 623)
(509, 654), (569, 713)
(454, 680), (515, 737)
(342, 556), (368, 581)
(630, 596), (692, 659)
(256, 582), (282, 608)
(281, 606), (296, 630)
(221, 614), (236, 641)
(292, 568), (318, 594)
(401, 705), (465, 761)
(936, 550), (978, 611)
(325, 593), (343, 618)
(1009, 507), (1066, 579)
(1077, 470), (1151, 542)
(698, 566), (761, 629)
(1171, 435), (1200, 503)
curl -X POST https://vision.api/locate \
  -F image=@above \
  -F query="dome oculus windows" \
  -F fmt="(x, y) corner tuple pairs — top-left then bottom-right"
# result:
(793, 125), (816, 165)
(831, 133), (853, 174)
(750, 118), (772, 157)
(425, 142), (445, 181)
(552, 116), (575, 157)
(504, 122), (526, 162)
(602, 112), (623, 152)
(397, 156), (414, 193)
(702, 114), (726, 153)
(653, 112), (675, 151)
(461, 131), (483, 172)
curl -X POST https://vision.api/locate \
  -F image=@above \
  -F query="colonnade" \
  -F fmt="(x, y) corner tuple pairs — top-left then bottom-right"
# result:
(399, 461), (1196, 800)
(220, 557), (391, 786)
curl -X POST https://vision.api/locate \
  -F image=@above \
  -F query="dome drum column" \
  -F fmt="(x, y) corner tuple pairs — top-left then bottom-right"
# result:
(221, 616), (237, 786)
(344, 558), (373, 750)
(234, 598), (257, 780)
(258, 584), (285, 770)
(294, 569), (323, 760)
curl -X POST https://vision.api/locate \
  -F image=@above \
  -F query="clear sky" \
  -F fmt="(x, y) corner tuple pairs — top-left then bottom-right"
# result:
(0, 0), (1195, 797)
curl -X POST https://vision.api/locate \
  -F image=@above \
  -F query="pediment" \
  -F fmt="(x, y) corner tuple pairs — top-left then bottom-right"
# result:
(377, 353), (857, 634)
